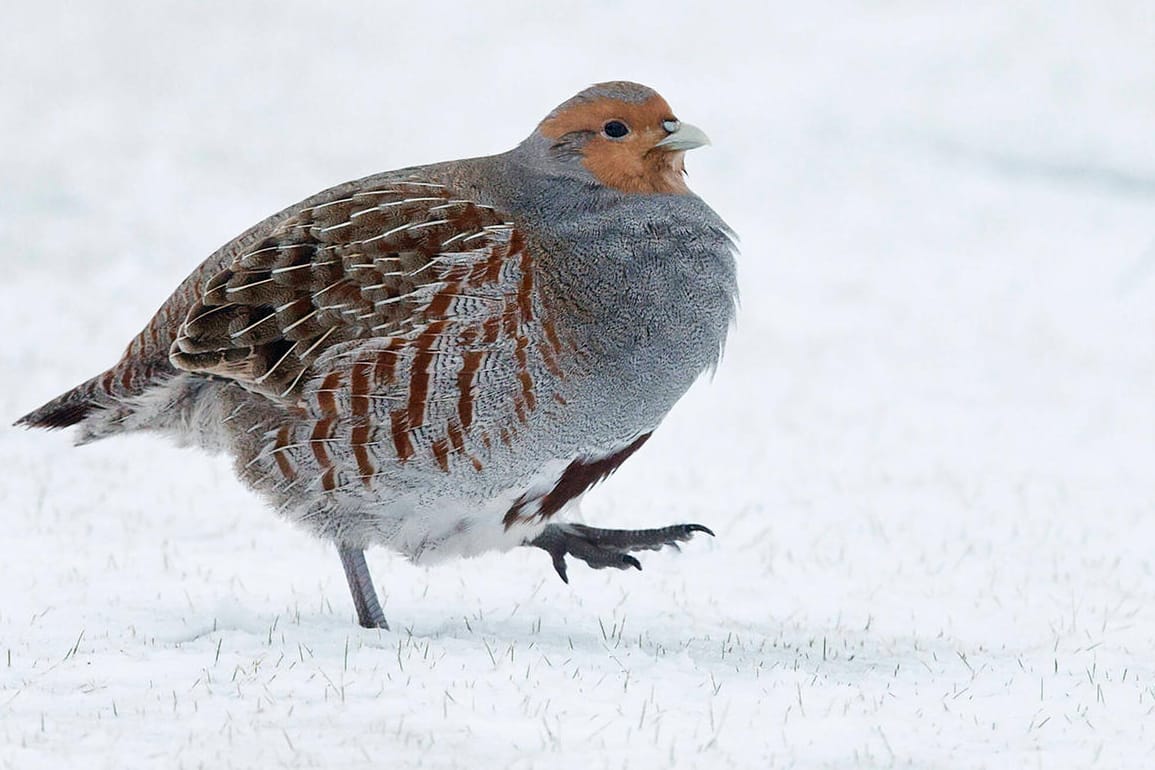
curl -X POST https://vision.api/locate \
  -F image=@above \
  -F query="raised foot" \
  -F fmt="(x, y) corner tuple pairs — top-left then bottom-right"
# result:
(528, 523), (714, 584)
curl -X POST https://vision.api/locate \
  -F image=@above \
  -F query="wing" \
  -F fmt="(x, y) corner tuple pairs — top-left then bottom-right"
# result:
(174, 179), (570, 486)
(170, 180), (524, 403)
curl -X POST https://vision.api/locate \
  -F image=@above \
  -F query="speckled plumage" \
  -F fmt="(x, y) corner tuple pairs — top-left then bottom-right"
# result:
(18, 81), (738, 628)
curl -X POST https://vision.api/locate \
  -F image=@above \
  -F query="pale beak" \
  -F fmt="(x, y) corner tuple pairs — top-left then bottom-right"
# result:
(655, 122), (711, 152)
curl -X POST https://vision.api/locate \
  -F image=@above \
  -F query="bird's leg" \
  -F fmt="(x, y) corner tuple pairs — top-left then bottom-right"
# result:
(527, 523), (714, 584)
(337, 545), (389, 629)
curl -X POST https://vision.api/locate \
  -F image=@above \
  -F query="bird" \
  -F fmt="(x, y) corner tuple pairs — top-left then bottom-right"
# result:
(16, 81), (738, 629)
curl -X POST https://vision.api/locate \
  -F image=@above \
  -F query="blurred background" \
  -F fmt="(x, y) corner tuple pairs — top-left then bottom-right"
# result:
(2, 1), (1154, 767)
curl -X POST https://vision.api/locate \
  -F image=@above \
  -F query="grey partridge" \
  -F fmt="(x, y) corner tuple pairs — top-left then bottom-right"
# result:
(17, 81), (738, 629)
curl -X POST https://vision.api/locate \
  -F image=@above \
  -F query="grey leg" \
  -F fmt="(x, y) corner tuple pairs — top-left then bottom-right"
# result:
(337, 545), (389, 629)
(528, 523), (714, 584)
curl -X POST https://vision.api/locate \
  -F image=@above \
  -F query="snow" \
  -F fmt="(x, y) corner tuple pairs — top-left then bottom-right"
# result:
(3, 1), (1155, 767)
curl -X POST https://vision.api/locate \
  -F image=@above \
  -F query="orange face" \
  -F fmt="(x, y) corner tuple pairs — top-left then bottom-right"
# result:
(539, 95), (693, 195)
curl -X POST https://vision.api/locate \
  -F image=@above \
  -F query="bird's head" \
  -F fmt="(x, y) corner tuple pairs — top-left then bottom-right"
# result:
(529, 81), (710, 195)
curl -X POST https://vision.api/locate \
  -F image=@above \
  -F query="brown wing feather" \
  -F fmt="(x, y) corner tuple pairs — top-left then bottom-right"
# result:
(170, 183), (509, 402)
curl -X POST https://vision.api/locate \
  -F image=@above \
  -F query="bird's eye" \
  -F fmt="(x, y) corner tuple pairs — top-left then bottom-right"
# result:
(662, 119), (681, 134)
(603, 120), (630, 139)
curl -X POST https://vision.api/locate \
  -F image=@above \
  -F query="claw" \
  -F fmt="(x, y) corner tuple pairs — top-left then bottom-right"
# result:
(527, 521), (711, 581)
(550, 551), (569, 584)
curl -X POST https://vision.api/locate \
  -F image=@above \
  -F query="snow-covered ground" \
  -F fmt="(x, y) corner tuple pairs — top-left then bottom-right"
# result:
(3, 2), (1154, 767)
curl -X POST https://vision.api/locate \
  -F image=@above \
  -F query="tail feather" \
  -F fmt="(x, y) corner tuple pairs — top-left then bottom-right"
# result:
(15, 374), (109, 430)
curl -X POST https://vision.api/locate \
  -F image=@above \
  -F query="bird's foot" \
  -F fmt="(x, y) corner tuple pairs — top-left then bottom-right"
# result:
(528, 523), (713, 584)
